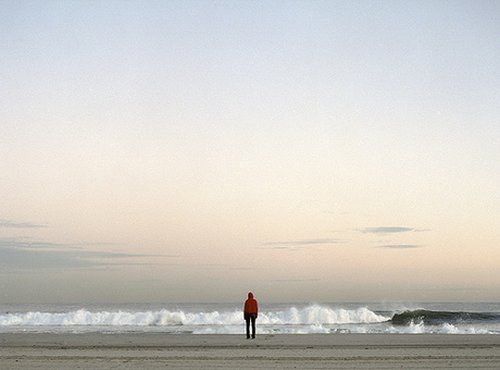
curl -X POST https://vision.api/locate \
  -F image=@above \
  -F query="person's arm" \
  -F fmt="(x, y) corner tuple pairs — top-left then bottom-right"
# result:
(243, 300), (248, 320)
(255, 300), (258, 318)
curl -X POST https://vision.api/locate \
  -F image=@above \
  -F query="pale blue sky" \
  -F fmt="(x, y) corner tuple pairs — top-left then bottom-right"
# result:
(1, 0), (499, 303)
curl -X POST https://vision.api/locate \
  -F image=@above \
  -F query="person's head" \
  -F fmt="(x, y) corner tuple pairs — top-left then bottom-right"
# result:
(248, 292), (254, 299)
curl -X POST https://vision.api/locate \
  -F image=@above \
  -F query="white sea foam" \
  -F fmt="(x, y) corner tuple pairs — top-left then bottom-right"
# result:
(0, 305), (388, 328)
(386, 319), (425, 334)
(1, 304), (498, 334)
(438, 323), (491, 335)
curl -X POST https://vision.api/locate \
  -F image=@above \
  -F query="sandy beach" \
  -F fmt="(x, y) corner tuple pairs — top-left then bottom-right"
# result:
(1, 333), (499, 369)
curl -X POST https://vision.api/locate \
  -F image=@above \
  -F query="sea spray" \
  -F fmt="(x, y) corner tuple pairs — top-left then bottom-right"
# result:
(1, 303), (499, 334)
(0, 305), (389, 327)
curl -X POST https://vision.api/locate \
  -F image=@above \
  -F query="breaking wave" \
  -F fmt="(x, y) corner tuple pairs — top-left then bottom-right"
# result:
(0, 305), (388, 328)
(391, 310), (500, 326)
(1, 305), (499, 334)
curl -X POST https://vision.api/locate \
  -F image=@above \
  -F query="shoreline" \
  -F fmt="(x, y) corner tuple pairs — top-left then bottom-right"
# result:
(1, 333), (500, 369)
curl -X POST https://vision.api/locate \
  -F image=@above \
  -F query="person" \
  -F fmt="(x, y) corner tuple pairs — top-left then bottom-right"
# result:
(243, 292), (258, 339)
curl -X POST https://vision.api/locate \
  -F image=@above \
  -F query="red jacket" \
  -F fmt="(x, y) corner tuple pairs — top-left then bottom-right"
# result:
(244, 292), (258, 319)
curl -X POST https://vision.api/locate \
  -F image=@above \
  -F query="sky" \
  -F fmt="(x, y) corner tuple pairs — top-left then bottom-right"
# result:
(1, 0), (499, 304)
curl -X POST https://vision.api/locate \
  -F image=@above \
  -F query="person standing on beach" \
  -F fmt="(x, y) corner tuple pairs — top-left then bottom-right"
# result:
(243, 292), (258, 339)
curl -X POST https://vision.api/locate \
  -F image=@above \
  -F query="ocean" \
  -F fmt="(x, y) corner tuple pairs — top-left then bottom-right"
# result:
(1, 302), (499, 335)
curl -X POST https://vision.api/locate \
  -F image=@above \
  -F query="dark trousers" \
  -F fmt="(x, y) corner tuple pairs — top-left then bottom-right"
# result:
(245, 314), (257, 338)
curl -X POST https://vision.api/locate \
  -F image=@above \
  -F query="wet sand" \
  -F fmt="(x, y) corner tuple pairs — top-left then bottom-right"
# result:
(1, 333), (500, 369)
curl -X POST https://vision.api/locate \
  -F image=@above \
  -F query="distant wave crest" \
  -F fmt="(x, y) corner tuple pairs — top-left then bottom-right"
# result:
(391, 310), (500, 326)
